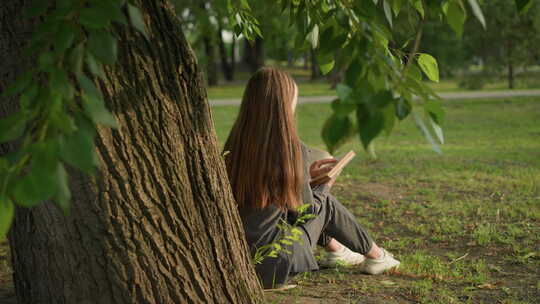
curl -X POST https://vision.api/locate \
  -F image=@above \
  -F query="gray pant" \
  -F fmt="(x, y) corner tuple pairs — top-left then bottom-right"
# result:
(302, 193), (374, 255)
(259, 188), (374, 288)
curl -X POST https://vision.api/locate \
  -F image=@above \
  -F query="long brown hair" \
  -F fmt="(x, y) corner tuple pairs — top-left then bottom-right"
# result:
(224, 67), (303, 210)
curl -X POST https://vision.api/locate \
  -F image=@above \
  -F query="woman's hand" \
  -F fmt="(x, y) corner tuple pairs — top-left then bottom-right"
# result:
(309, 158), (338, 187)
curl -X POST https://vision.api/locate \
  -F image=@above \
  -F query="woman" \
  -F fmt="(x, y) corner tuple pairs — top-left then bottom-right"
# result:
(224, 67), (399, 289)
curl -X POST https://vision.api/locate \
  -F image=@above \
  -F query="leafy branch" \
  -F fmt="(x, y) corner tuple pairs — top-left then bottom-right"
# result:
(0, 0), (259, 239)
(252, 203), (316, 265)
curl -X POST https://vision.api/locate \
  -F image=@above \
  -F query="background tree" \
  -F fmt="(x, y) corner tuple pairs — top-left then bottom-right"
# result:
(200, 2), (219, 86)
(461, 0), (540, 89)
(178, 0), (239, 84)
(216, 15), (237, 81)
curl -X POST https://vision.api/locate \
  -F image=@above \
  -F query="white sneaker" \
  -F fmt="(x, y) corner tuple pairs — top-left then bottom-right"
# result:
(264, 284), (297, 291)
(358, 248), (400, 275)
(319, 246), (366, 267)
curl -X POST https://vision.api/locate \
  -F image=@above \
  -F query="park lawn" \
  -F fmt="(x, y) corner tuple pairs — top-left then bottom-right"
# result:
(207, 80), (336, 99)
(207, 79), (539, 99)
(211, 97), (540, 303)
(0, 97), (538, 303)
(207, 69), (540, 100)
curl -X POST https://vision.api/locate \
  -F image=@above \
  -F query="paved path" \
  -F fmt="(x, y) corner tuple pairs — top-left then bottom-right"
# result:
(209, 89), (540, 106)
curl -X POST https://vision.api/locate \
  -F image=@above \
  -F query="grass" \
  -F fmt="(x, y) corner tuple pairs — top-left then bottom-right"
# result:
(207, 66), (540, 99)
(1, 97), (538, 303)
(207, 80), (335, 99)
(207, 78), (540, 100)
(210, 97), (540, 303)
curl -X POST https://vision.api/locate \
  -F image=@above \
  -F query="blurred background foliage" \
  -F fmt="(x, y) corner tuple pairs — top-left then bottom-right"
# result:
(182, 0), (539, 92)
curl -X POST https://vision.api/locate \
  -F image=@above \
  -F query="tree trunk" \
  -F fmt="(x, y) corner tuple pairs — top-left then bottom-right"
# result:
(1, 1), (263, 303)
(506, 39), (514, 89)
(217, 23), (234, 81)
(243, 38), (264, 73)
(287, 51), (294, 68)
(508, 61), (514, 89)
(310, 49), (321, 81)
(230, 35), (236, 78)
(203, 35), (219, 86)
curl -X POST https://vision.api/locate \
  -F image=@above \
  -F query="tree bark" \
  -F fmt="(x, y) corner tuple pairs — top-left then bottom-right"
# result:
(1, 1), (263, 303)
(217, 23), (234, 81)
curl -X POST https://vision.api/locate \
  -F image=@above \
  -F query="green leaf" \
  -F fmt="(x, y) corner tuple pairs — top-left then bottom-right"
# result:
(445, 1), (466, 37)
(515, 0), (533, 14)
(31, 19), (59, 49)
(38, 52), (55, 70)
(382, 104), (396, 135)
(59, 117), (98, 174)
(86, 53), (106, 79)
(26, 0), (49, 17)
(424, 99), (445, 124)
(392, 0), (403, 16)
(79, 7), (111, 29)
(316, 51), (335, 75)
(0, 197), (14, 240)
(82, 94), (118, 128)
(0, 112), (27, 143)
(49, 68), (72, 97)
(345, 60), (362, 87)
(307, 24), (319, 49)
(19, 84), (39, 110)
(413, 111), (442, 154)
(128, 4), (149, 39)
(322, 114), (355, 154)
(12, 141), (60, 206)
(69, 43), (85, 77)
(78, 74), (116, 127)
(98, 1), (127, 25)
(356, 104), (385, 150)
(54, 163), (71, 213)
(56, 0), (74, 11)
(395, 98), (412, 120)
(417, 53), (439, 83)
(336, 84), (353, 102)
(78, 74), (103, 100)
(407, 64), (423, 81)
(367, 70), (386, 91)
(383, 0), (393, 28)
(467, 0), (486, 28)
(54, 24), (77, 53)
(429, 115), (444, 144)
(370, 90), (394, 108)
(50, 110), (77, 134)
(331, 99), (357, 117)
(335, 9), (349, 29)
(87, 30), (117, 65)
(412, 0), (424, 18)
(3, 71), (33, 97)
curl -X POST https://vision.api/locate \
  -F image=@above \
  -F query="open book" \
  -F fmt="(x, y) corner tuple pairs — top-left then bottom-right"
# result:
(310, 150), (356, 185)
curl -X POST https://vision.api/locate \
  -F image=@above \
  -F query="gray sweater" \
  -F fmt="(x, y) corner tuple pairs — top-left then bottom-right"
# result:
(239, 144), (330, 288)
